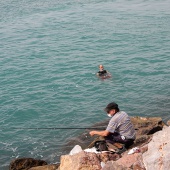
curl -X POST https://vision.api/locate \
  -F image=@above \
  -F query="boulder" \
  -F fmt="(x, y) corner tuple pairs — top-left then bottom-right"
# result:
(142, 126), (170, 170)
(102, 161), (130, 170)
(9, 158), (47, 170)
(131, 117), (165, 147)
(117, 153), (145, 170)
(59, 151), (121, 170)
(97, 152), (121, 163)
(59, 151), (101, 170)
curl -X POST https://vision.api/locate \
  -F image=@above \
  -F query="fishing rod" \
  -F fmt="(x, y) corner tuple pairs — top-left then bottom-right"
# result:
(10, 127), (105, 130)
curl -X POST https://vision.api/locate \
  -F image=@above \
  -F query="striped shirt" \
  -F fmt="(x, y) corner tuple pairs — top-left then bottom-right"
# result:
(106, 111), (136, 140)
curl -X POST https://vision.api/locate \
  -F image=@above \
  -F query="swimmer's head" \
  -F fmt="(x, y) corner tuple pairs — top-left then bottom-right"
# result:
(99, 65), (104, 70)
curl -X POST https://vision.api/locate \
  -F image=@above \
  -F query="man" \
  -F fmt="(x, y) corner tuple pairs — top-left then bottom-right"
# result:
(89, 102), (136, 148)
(97, 65), (108, 76)
(96, 65), (111, 76)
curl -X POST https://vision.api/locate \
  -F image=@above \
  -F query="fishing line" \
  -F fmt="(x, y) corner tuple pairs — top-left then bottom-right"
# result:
(8, 127), (105, 130)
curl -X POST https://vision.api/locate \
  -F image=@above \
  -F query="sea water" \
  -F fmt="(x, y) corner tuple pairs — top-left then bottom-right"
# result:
(0, 0), (170, 169)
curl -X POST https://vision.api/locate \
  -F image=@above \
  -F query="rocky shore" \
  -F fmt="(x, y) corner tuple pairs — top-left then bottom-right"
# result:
(9, 116), (170, 170)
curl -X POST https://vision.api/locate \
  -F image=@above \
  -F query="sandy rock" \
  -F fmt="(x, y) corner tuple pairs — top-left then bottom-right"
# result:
(97, 152), (121, 163)
(116, 152), (143, 168)
(103, 152), (146, 170)
(132, 154), (146, 170)
(102, 161), (131, 170)
(139, 144), (148, 153)
(143, 126), (170, 170)
(60, 151), (101, 170)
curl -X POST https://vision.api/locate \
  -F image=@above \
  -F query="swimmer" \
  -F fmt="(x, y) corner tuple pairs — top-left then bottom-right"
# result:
(96, 65), (111, 78)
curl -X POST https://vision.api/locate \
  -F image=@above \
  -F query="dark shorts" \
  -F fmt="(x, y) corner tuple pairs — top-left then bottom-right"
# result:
(104, 132), (134, 148)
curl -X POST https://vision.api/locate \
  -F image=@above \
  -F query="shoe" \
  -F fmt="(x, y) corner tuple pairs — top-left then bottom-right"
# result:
(106, 142), (119, 153)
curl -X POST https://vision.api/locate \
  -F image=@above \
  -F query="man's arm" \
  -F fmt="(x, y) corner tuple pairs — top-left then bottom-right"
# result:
(89, 130), (110, 137)
(106, 70), (111, 76)
(96, 72), (100, 76)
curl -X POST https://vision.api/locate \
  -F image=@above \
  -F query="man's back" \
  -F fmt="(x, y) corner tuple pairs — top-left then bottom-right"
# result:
(106, 111), (136, 140)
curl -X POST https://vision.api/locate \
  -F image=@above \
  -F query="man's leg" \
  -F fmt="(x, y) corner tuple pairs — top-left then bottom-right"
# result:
(105, 132), (134, 148)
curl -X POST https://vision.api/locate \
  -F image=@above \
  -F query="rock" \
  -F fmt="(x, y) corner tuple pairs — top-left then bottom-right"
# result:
(9, 158), (47, 170)
(97, 152), (121, 163)
(59, 150), (121, 170)
(139, 144), (148, 154)
(133, 135), (150, 147)
(60, 151), (102, 170)
(131, 117), (164, 135)
(142, 126), (170, 170)
(28, 164), (60, 170)
(128, 117), (165, 148)
(102, 161), (131, 170)
(166, 120), (170, 126)
(116, 152), (145, 169)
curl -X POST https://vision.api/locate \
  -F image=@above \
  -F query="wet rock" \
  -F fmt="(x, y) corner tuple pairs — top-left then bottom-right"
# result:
(9, 158), (47, 170)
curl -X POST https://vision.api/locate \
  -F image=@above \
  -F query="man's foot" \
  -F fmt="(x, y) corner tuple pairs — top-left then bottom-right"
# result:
(107, 142), (126, 154)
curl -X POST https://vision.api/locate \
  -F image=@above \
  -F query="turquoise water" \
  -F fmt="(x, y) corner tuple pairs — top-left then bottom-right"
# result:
(0, 0), (170, 169)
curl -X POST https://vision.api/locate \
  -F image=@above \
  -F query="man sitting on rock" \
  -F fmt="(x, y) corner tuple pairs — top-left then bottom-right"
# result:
(89, 102), (136, 149)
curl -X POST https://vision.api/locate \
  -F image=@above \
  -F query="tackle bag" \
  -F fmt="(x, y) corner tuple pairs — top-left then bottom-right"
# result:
(94, 140), (108, 152)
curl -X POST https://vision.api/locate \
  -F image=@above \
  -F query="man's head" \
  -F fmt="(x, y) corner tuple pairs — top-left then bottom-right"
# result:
(99, 65), (104, 71)
(104, 102), (119, 116)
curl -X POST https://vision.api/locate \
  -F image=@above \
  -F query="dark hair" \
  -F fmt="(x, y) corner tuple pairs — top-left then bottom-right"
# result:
(104, 102), (119, 113)
(115, 107), (120, 112)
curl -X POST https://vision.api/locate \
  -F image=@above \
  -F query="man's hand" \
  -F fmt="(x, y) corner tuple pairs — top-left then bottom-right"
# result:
(89, 130), (110, 137)
(89, 131), (96, 136)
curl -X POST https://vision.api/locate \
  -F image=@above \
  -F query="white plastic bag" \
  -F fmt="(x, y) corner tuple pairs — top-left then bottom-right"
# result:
(69, 145), (82, 155)
(128, 147), (140, 154)
(101, 162), (105, 168)
(84, 147), (100, 153)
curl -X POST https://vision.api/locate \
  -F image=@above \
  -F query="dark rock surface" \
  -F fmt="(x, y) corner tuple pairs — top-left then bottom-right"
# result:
(9, 158), (47, 170)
